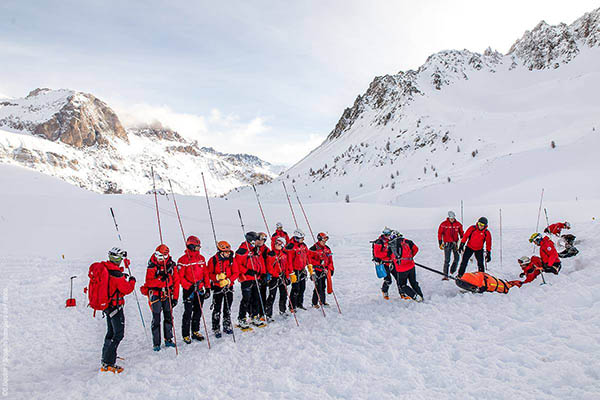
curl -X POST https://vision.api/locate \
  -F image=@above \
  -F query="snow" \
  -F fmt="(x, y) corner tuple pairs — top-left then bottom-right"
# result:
(1, 164), (599, 399)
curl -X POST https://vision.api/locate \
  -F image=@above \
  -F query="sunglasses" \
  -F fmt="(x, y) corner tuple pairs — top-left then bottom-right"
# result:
(155, 251), (168, 261)
(477, 222), (486, 228)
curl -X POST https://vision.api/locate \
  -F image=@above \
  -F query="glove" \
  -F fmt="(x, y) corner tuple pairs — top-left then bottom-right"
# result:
(330, 270), (334, 277)
(458, 243), (465, 253)
(307, 264), (314, 275)
(219, 279), (231, 288)
(204, 289), (211, 299)
(123, 258), (131, 268)
(266, 273), (272, 282)
(290, 272), (297, 284)
(128, 276), (136, 283)
(439, 241), (444, 250)
(171, 298), (178, 307)
(519, 272), (525, 278)
(216, 273), (226, 281)
(485, 251), (491, 263)
(508, 280), (522, 288)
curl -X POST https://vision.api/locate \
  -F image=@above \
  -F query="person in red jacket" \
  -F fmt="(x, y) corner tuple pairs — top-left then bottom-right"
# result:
(235, 232), (267, 329)
(285, 229), (310, 310)
(207, 241), (239, 337)
(529, 233), (561, 274)
(389, 233), (423, 301)
(308, 232), (334, 308)
(265, 236), (293, 319)
(457, 217), (492, 277)
(177, 236), (210, 344)
(271, 222), (290, 248)
(373, 227), (396, 299)
(256, 232), (270, 321)
(100, 247), (136, 374)
(544, 221), (571, 235)
(508, 256), (543, 287)
(438, 211), (464, 279)
(143, 244), (180, 351)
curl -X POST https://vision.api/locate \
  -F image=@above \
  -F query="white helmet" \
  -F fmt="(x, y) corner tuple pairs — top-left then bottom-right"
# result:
(275, 222), (283, 229)
(448, 211), (456, 219)
(293, 229), (305, 239)
(275, 236), (287, 246)
(518, 256), (531, 265)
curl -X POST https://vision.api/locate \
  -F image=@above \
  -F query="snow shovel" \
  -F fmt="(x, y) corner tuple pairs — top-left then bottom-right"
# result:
(66, 276), (77, 307)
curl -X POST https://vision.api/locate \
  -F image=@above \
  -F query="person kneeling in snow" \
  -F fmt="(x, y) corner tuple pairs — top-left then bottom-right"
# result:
(142, 244), (180, 351)
(529, 233), (561, 275)
(389, 232), (424, 302)
(544, 221), (578, 258)
(507, 256), (543, 288)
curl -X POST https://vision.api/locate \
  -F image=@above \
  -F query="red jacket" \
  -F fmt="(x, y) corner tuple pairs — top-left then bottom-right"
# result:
(105, 261), (135, 307)
(285, 238), (310, 272)
(373, 235), (393, 263)
(177, 250), (209, 291)
(522, 256), (543, 284)
(207, 253), (239, 288)
(144, 254), (180, 300)
(235, 241), (266, 282)
(539, 236), (560, 266)
(546, 223), (566, 235)
(461, 225), (492, 251)
(438, 219), (464, 243)
(390, 238), (419, 272)
(271, 230), (290, 248)
(266, 249), (293, 278)
(308, 242), (334, 273)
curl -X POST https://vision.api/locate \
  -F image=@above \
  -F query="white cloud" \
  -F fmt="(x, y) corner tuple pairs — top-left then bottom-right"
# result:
(115, 102), (314, 165)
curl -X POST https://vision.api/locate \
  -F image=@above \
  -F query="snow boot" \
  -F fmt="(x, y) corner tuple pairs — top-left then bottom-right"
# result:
(382, 291), (390, 300)
(223, 327), (234, 335)
(153, 345), (161, 352)
(251, 316), (266, 327)
(214, 331), (222, 339)
(192, 331), (205, 342)
(279, 311), (289, 317)
(312, 304), (320, 309)
(164, 340), (176, 348)
(183, 336), (192, 344)
(236, 318), (253, 332)
(101, 363), (123, 374)
(297, 305), (307, 310)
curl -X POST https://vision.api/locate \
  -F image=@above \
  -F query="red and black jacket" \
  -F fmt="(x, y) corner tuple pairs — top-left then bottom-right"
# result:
(177, 250), (209, 291)
(539, 236), (560, 266)
(235, 241), (266, 282)
(265, 249), (292, 278)
(438, 219), (464, 244)
(105, 261), (135, 308)
(144, 254), (180, 300)
(461, 225), (492, 252)
(372, 235), (393, 263)
(390, 238), (419, 272)
(521, 256), (543, 284)
(285, 238), (309, 272)
(545, 223), (566, 235)
(207, 252), (239, 289)
(308, 242), (334, 273)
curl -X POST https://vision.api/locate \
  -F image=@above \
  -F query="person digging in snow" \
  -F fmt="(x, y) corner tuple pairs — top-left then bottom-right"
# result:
(544, 221), (578, 258)
(507, 256), (544, 288)
(529, 233), (561, 274)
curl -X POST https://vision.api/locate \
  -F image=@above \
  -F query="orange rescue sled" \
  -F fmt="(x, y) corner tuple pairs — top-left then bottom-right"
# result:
(456, 272), (514, 294)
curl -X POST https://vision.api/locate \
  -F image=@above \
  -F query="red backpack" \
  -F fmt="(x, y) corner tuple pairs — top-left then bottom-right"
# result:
(86, 262), (111, 315)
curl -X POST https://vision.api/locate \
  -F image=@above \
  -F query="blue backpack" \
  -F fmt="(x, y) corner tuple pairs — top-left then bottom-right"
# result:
(375, 263), (387, 278)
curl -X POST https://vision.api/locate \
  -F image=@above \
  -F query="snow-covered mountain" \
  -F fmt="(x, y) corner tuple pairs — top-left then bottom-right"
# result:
(244, 8), (600, 206)
(0, 88), (283, 195)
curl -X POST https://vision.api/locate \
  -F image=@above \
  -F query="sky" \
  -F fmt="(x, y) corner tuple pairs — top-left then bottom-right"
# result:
(0, 0), (597, 165)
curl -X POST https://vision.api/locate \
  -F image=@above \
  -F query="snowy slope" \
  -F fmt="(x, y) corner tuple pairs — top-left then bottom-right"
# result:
(1, 165), (599, 399)
(0, 89), (283, 196)
(239, 8), (600, 205)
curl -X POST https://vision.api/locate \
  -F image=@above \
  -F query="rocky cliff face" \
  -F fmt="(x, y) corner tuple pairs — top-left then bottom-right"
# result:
(0, 90), (282, 195)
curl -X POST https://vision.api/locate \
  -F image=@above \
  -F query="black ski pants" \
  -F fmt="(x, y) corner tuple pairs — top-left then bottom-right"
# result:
(211, 287), (233, 332)
(458, 247), (484, 277)
(181, 288), (204, 338)
(290, 269), (307, 309)
(238, 281), (253, 321)
(257, 278), (267, 317)
(312, 270), (327, 306)
(265, 276), (288, 317)
(381, 262), (398, 293)
(102, 307), (124, 366)
(150, 293), (174, 347)
(443, 242), (460, 275)
(396, 267), (423, 297)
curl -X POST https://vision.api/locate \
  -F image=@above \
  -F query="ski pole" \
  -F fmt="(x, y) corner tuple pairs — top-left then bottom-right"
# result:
(151, 167), (164, 244)
(252, 185), (299, 326)
(282, 181), (299, 229)
(169, 179), (211, 349)
(460, 200), (464, 224)
(166, 285), (179, 356)
(544, 208), (550, 230)
(237, 209), (269, 325)
(202, 173), (236, 343)
(415, 262), (456, 280)
(292, 184), (315, 242)
(499, 208), (503, 269)
(109, 207), (150, 345)
(293, 185), (341, 314)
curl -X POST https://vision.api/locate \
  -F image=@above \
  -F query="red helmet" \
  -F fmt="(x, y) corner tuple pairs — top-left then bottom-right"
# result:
(317, 232), (329, 241)
(186, 235), (201, 250)
(154, 244), (170, 261)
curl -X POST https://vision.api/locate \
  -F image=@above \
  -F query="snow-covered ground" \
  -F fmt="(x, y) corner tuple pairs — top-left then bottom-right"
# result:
(1, 164), (599, 399)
